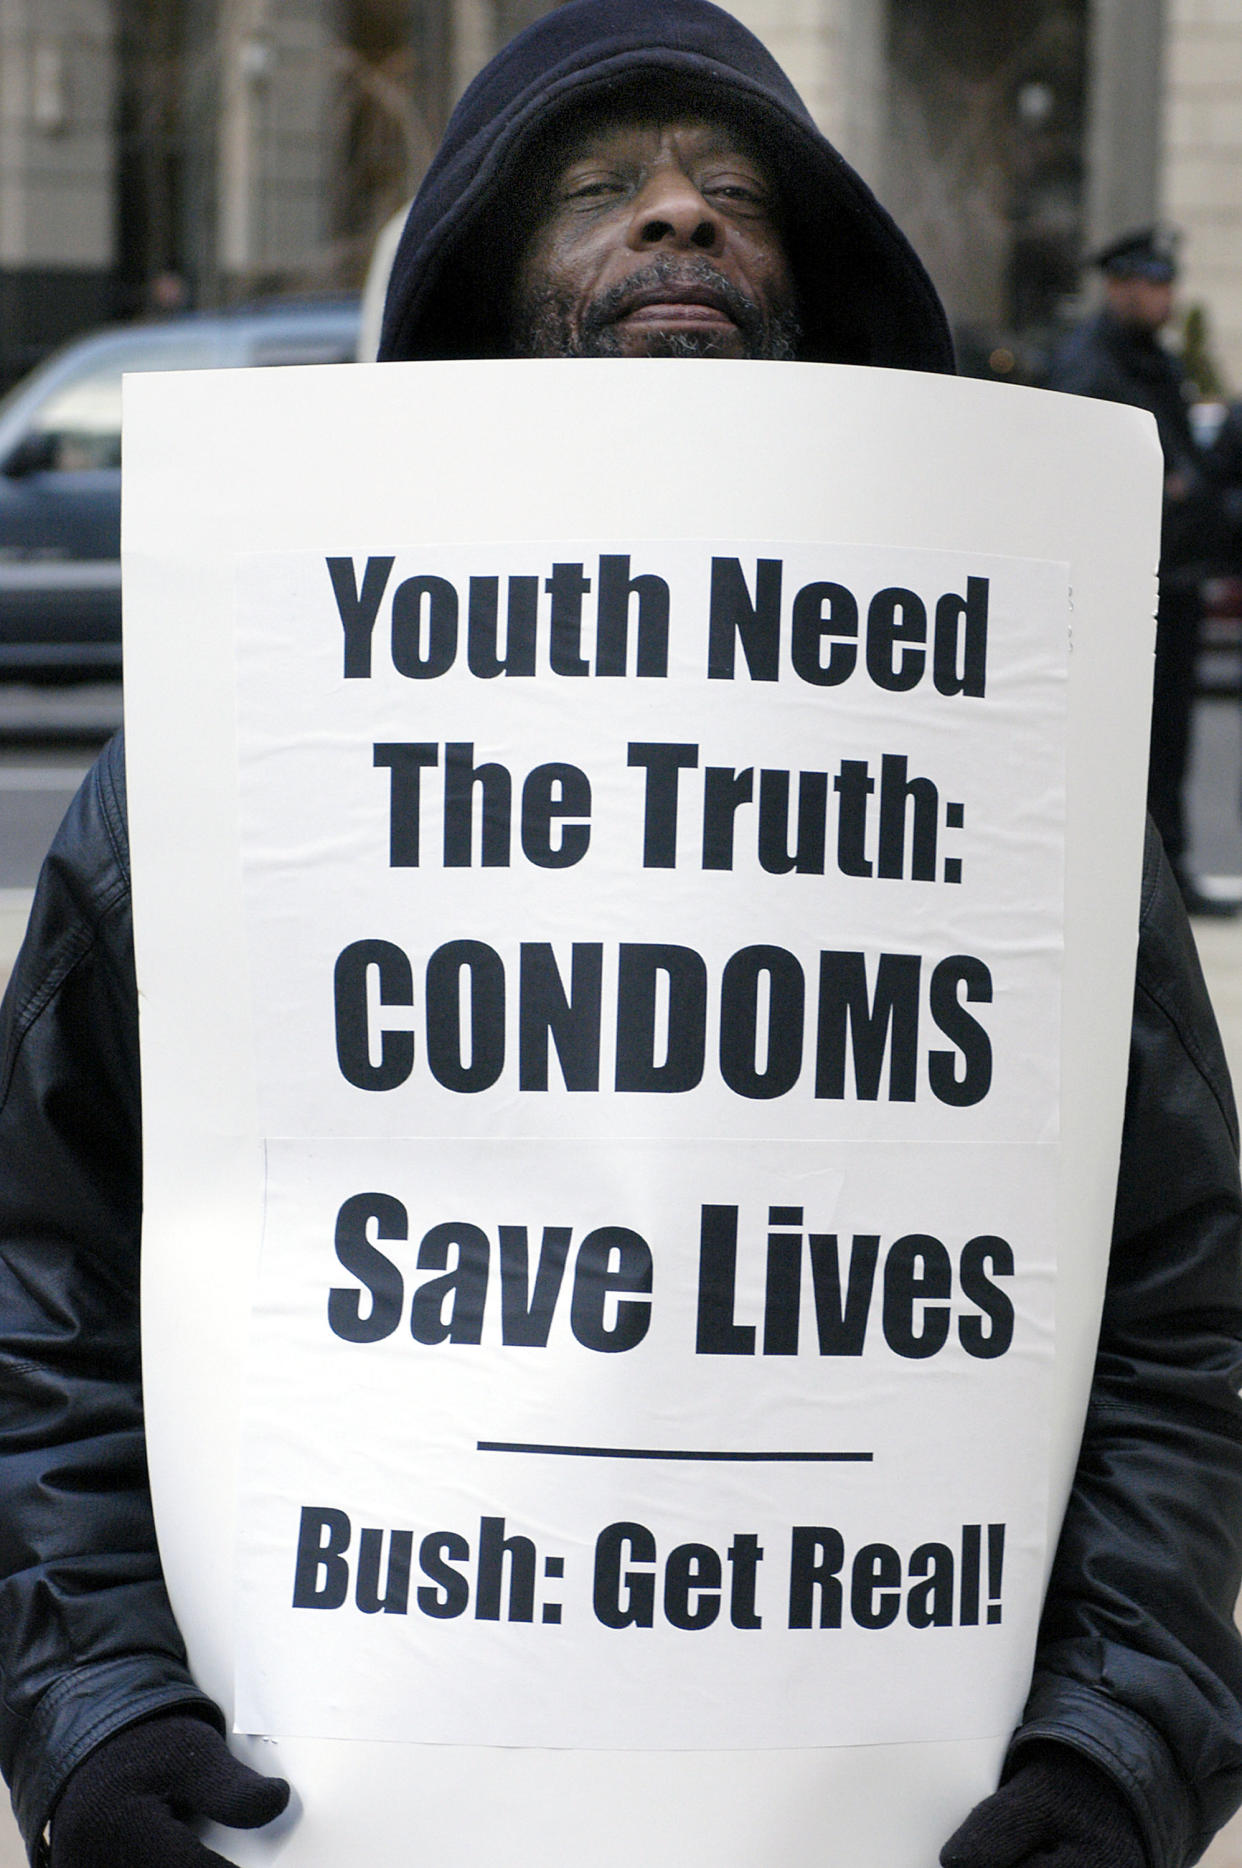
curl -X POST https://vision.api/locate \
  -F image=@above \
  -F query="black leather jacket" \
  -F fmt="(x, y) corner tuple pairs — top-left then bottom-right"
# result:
(2, 732), (1242, 1864)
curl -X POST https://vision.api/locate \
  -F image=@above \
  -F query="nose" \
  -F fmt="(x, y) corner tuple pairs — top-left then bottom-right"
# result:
(627, 166), (724, 254)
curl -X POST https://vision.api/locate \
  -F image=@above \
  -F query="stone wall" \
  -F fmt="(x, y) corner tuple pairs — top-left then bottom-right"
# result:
(0, 0), (117, 382)
(1163, 0), (1242, 389)
(217, 0), (334, 284)
(728, 0), (886, 182)
(0, 0), (115, 270)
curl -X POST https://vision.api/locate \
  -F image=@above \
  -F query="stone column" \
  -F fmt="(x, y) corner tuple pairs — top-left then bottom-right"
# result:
(452, 0), (495, 108)
(728, 0), (888, 180)
(1084, 0), (1166, 250)
(1162, 0), (1242, 388)
(218, 0), (333, 286)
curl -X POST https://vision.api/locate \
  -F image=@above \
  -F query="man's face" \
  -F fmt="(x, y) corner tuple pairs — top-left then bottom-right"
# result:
(1106, 273), (1175, 333)
(510, 114), (800, 360)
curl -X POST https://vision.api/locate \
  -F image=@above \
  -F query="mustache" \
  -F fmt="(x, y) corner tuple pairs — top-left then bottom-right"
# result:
(581, 256), (768, 344)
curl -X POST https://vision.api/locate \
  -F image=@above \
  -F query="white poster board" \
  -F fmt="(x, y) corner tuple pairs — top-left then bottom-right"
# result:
(123, 359), (1160, 1864)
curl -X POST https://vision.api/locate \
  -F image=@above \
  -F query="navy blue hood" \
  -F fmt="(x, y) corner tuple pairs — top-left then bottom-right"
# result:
(378, 0), (954, 372)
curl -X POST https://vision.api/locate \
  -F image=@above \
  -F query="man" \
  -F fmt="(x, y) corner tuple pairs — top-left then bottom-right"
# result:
(2, 4), (1241, 1865)
(1047, 228), (1231, 917)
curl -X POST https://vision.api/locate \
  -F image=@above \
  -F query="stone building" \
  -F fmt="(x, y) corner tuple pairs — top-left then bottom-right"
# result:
(1165, 0), (1242, 388)
(0, 0), (1241, 389)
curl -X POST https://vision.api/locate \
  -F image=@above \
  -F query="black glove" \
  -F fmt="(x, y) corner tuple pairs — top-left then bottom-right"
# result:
(939, 1743), (1145, 1868)
(50, 1712), (290, 1867)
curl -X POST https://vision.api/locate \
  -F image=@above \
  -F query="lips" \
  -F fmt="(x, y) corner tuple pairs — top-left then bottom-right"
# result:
(582, 258), (762, 344)
(614, 282), (738, 327)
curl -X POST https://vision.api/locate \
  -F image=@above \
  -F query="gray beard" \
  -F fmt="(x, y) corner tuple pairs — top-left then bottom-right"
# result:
(512, 256), (802, 360)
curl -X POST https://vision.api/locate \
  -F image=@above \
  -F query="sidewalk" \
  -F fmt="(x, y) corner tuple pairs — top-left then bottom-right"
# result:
(0, 892), (32, 987)
(2, 905), (1242, 1864)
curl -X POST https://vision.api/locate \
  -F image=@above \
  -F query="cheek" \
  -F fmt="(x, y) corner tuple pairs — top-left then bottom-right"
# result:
(746, 240), (796, 315)
(512, 233), (554, 311)
(515, 222), (603, 313)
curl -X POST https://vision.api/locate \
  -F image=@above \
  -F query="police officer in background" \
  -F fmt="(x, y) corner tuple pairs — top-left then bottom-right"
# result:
(1047, 227), (1234, 916)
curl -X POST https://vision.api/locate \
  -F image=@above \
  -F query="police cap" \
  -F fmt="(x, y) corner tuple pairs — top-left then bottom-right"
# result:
(1092, 226), (1179, 283)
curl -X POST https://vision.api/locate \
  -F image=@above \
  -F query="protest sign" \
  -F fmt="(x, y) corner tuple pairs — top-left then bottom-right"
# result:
(123, 358), (1160, 1862)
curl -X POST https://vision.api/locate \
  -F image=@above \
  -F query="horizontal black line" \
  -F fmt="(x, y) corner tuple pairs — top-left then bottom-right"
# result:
(476, 1441), (873, 1463)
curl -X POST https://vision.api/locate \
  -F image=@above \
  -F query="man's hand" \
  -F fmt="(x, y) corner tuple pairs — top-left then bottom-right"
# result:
(939, 1743), (1145, 1868)
(50, 1713), (290, 1866)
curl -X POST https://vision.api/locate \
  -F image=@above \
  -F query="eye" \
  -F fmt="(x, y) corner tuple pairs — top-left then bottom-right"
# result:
(560, 172), (628, 203)
(700, 172), (773, 213)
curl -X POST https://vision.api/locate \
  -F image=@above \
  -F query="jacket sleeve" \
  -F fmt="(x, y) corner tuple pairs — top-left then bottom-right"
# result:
(0, 734), (220, 1863)
(1009, 823), (1242, 1866)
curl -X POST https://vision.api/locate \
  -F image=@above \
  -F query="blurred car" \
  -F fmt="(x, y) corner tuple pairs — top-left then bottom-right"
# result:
(0, 297), (359, 677)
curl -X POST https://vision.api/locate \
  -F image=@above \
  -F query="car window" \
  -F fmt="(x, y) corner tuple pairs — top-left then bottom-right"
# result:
(23, 334), (223, 473)
(246, 328), (358, 366)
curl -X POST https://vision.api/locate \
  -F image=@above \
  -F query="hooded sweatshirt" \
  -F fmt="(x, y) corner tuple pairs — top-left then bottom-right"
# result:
(378, 0), (955, 374)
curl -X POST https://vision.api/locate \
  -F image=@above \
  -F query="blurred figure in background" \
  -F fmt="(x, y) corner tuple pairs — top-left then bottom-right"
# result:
(1048, 227), (1233, 916)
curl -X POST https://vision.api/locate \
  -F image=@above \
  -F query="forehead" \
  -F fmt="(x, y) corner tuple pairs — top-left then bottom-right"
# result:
(548, 110), (773, 170)
(528, 86), (778, 179)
